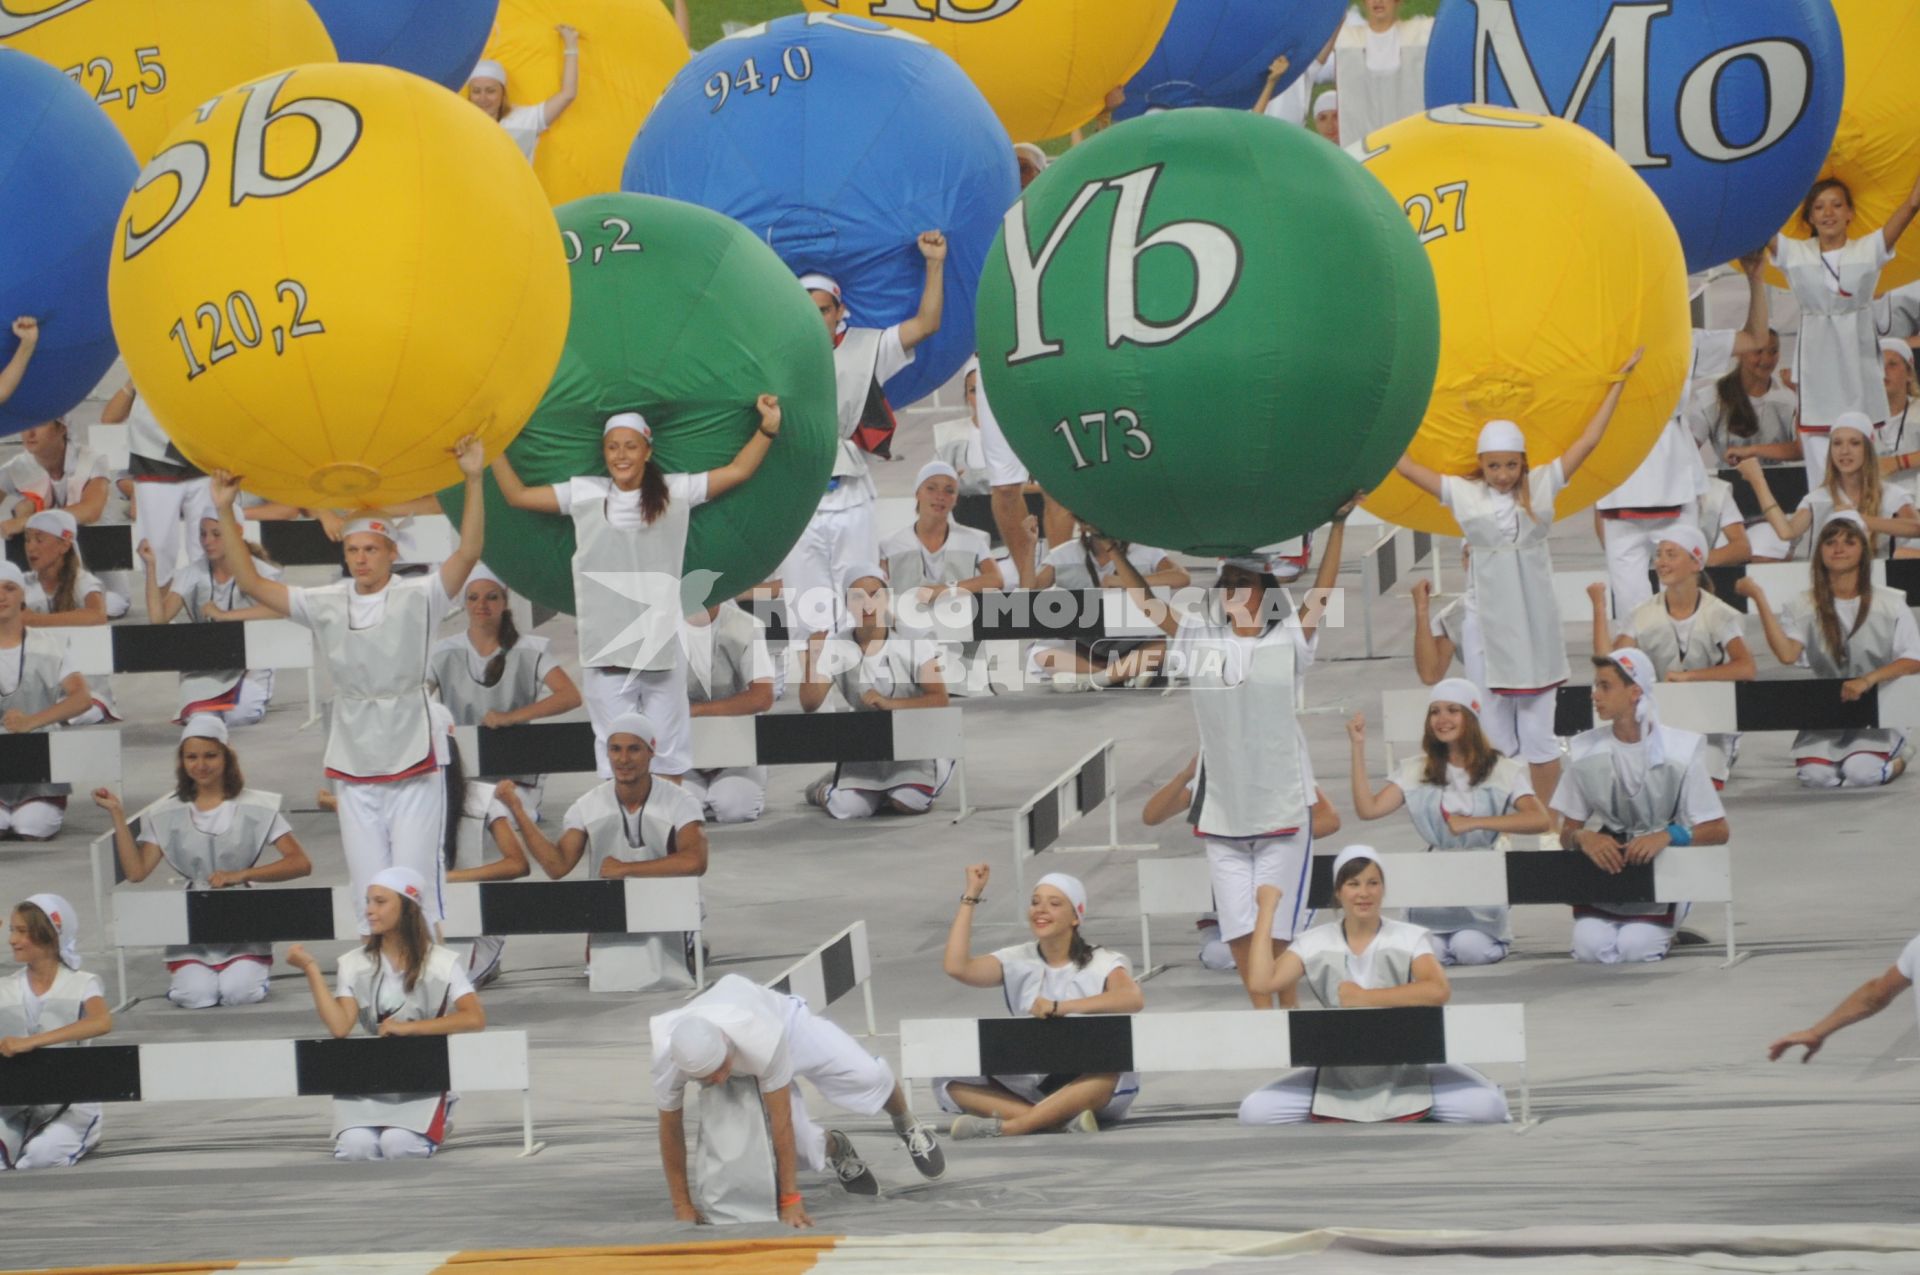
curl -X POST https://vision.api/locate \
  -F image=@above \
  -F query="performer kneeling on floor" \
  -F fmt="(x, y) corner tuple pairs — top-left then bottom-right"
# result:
(1, 894), (113, 1169)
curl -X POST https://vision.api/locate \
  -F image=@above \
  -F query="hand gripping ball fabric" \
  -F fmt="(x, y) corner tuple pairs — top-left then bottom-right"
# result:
(1425, 0), (1844, 275)
(0, 49), (138, 436)
(1771, 0), (1920, 295)
(309, 0), (498, 92)
(801, 0), (1176, 143)
(1354, 107), (1691, 537)
(1113, 0), (1347, 120)
(0, 0), (336, 164)
(107, 63), (569, 509)
(626, 13), (1018, 410)
(975, 110), (1440, 557)
(479, 0), (689, 206)
(439, 194), (839, 616)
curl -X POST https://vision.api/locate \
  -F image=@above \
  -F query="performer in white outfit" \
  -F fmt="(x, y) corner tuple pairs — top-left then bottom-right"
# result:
(1110, 497), (1359, 1007)
(1552, 650), (1730, 964)
(1740, 513), (1920, 788)
(491, 397), (781, 779)
(1875, 339), (1920, 511)
(882, 460), (1003, 605)
(94, 717), (310, 1009)
(1694, 330), (1797, 468)
(1347, 680), (1552, 966)
(782, 233), (947, 635)
(1739, 414), (1920, 558)
(963, 356), (1048, 590)
(465, 27), (579, 162)
(1332, 0), (1432, 144)
(1237, 848), (1509, 1126)
(683, 600), (779, 825)
(1, 894), (113, 1169)
(1396, 353), (1641, 799)
(500, 713), (709, 992)
(210, 439), (488, 931)
(1588, 525), (1757, 785)
(140, 499), (281, 725)
(0, 561), (97, 841)
(1773, 172), (1920, 477)
(0, 419), (129, 617)
(939, 865), (1144, 1138)
(652, 973), (943, 1227)
(102, 378), (207, 590)
(1254, 34), (1338, 128)
(1031, 532), (1188, 691)
(799, 567), (954, 820)
(285, 868), (486, 1161)
(1769, 932), (1920, 1063)
(20, 509), (110, 630)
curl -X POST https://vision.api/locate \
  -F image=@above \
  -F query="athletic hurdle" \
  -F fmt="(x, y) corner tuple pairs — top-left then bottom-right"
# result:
(1010, 738), (1156, 896)
(765, 920), (878, 1038)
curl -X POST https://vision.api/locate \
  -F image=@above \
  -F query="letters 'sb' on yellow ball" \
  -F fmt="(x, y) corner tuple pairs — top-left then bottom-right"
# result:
(1355, 107), (1692, 537)
(801, 0), (1177, 143)
(0, 0), (337, 164)
(107, 63), (570, 509)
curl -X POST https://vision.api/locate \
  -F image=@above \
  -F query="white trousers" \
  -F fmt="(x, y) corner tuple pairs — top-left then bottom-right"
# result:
(682, 767), (766, 824)
(1204, 832), (1312, 942)
(782, 997), (897, 1173)
(779, 500), (878, 639)
(334, 773), (447, 930)
(1238, 1065), (1510, 1126)
(1481, 690), (1560, 764)
(168, 956), (271, 1008)
(1, 1104), (103, 1169)
(823, 759), (954, 820)
(1427, 930), (1510, 967)
(131, 477), (209, 589)
(0, 799), (64, 840)
(1795, 731), (1908, 788)
(1601, 509), (1695, 615)
(1571, 914), (1676, 964)
(582, 664), (692, 776)
(334, 1126), (435, 1160)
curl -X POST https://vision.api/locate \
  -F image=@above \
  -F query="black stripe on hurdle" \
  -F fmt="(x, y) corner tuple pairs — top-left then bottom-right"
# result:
(474, 722), (598, 778)
(1075, 748), (1108, 814)
(1733, 680), (1880, 732)
(6, 525), (135, 573)
(954, 492), (1046, 548)
(756, 713), (894, 765)
(1890, 560), (1920, 595)
(111, 621), (248, 674)
(1290, 1007), (1448, 1067)
(1305, 853), (1659, 909)
(295, 1038), (451, 1096)
(978, 1016), (1135, 1076)
(820, 930), (859, 1006)
(1719, 466), (1808, 521)
(0, 1045), (142, 1105)
(186, 888), (337, 943)
(0, 733), (53, 783)
(256, 520), (346, 567)
(1553, 687), (1595, 738)
(973, 590), (1108, 643)
(1026, 786), (1061, 856)
(478, 881), (630, 935)
(737, 597), (790, 644)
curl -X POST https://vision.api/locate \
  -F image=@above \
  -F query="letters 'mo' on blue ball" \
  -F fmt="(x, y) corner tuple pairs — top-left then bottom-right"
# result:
(623, 13), (1018, 409)
(1425, 0), (1844, 273)
(0, 49), (138, 436)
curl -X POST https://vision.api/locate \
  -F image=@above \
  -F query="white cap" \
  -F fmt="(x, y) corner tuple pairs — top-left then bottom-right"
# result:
(845, 563), (888, 591)
(915, 460), (960, 490)
(1035, 872), (1088, 919)
(369, 866), (429, 909)
(341, 515), (396, 543)
(604, 412), (652, 440)
(1314, 91), (1339, 118)
(1602, 647), (1664, 764)
(606, 712), (657, 748)
(797, 272), (842, 300)
(1476, 419), (1527, 455)
(1659, 524), (1711, 569)
(0, 561), (25, 590)
(464, 561), (506, 592)
(1329, 846), (1381, 888)
(1822, 509), (1871, 540)
(23, 893), (81, 970)
(1605, 647), (1659, 698)
(1013, 142), (1051, 171)
(469, 58), (507, 87)
(1832, 411), (1876, 441)
(669, 1016), (730, 1079)
(1221, 555), (1274, 575)
(180, 714), (229, 745)
(1881, 338), (1913, 363)
(25, 508), (76, 542)
(1427, 677), (1483, 718)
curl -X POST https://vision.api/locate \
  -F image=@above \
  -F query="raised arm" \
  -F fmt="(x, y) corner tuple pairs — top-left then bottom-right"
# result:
(1141, 755), (1197, 827)
(1247, 888), (1308, 997)
(704, 395), (781, 500)
(942, 863), (1004, 987)
(1729, 253), (1770, 357)
(1768, 963), (1912, 1062)
(1393, 454), (1445, 500)
(1410, 579), (1455, 685)
(285, 945), (356, 1038)
(210, 471), (291, 617)
(1296, 494), (1360, 643)
(798, 633), (837, 712)
(1883, 166), (1920, 251)
(1587, 581), (1615, 657)
(1345, 713), (1404, 820)
(1561, 348), (1644, 480)
(0, 318), (37, 404)
(138, 541), (186, 623)
(488, 452), (562, 514)
(93, 788), (163, 883)
(542, 26), (581, 124)
(438, 436), (487, 599)
(600, 820), (709, 879)
(1250, 55), (1290, 114)
(1732, 457), (1808, 544)
(1735, 577), (1804, 665)
(1103, 541), (1180, 638)
(895, 231), (948, 352)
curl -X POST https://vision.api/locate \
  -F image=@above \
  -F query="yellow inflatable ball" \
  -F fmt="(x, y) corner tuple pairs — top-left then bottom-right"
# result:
(1355, 107), (1692, 537)
(1771, 0), (1920, 295)
(107, 62), (570, 509)
(800, 0), (1177, 143)
(477, 0), (689, 206)
(0, 0), (336, 163)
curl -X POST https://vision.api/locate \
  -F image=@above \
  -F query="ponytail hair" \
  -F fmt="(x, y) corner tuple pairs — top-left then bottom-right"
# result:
(48, 541), (83, 614)
(361, 893), (433, 992)
(639, 460), (670, 525)
(441, 733), (466, 872)
(481, 606), (521, 688)
(1714, 363), (1761, 441)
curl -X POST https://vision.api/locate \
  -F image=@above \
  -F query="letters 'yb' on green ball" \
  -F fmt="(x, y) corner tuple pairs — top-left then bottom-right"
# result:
(974, 110), (1440, 556)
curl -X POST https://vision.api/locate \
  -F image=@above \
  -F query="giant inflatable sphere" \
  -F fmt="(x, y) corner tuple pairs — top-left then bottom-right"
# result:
(627, 14), (1017, 410)
(0, 0), (336, 163)
(0, 50), (138, 437)
(1772, 0), (1920, 295)
(1356, 107), (1691, 537)
(108, 63), (569, 509)
(1114, 0), (1347, 120)
(976, 111), (1439, 557)
(309, 0), (498, 91)
(480, 0), (688, 206)
(1425, 0), (1844, 275)
(441, 195), (839, 616)
(800, 0), (1176, 142)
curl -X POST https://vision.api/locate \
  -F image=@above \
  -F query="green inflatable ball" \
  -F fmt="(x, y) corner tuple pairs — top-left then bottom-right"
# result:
(974, 110), (1440, 556)
(439, 193), (837, 614)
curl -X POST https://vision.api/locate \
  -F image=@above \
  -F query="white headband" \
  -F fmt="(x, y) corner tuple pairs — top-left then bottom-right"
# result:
(1823, 509), (1871, 539)
(369, 866), (429, 908)
(0, 561), (24, 590)
(1329, 846), (1381, 889)
(845, 563), (888, 591)
(604, 412), (652, 440)
(1476, 419), (1526, 455)
(606, 712), (657, 748)
(341, 516), (396, 543)
(797, 272), (842, 301)
(464, 561), (506, 592)
(1660, 525), (1711, 570)
(1314, 91), (1340, 118)
(1035, 872), (1088, 919)
(1832, 411), (1876, 441)
(180, 714), (229, 745)
(1881, 338), (1913, 364)
(470, 58), (507, 87)
(915, 460), (960, 490)
(24, 892), (81, 970)
(669, 1016), (729, 1078)
(25, 508), (76, 542)
(1427, 677), (1483, 718)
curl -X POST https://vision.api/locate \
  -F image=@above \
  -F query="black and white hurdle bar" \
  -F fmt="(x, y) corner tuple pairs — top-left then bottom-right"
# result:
(1011, 738), (1154, 895)
(0, 727), (120, 793)
(763, 920), (878, 1037)
(455, 707), (972, 820)
(900, 1004), (1533, 1127)
(58, 615), (323, 728)
(1136, 846), (1740, 972)
(0, 1031), (544, 1156)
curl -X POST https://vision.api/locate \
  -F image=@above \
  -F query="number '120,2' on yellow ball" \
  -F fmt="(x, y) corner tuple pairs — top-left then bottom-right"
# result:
(106, 62), (571, 509)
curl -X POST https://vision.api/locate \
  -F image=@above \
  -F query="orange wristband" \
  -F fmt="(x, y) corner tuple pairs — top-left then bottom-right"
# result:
(779, 1192), (803, 1208)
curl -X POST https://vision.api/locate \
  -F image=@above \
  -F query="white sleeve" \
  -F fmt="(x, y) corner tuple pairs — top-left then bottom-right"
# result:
(1691, 330), (1739, 382)
(1871, 233), (1897, 268)
(550, 480), (577, 510)
(652, 1054), (689, 1113)
(1889, 604), (1920, 663)
(562, 797), (592, 836)
(755, 1032), (794, 1095)
(55, 639), (82, 682)
(1897, 934), (1920, 982)
(533, 643), (560, 685)
(445, 960), (477, 1004)
(333, 965), (354, 1002)
(668, 471), (710, 510)
(1776, 594), (1816, 666)
(427, 571), (452, 618)
(265, 813), (294, 843)
(1541, 458), (1568, 498)
(1438, 474), (1464, 512)
(1548, 771), (1590, 823)
(284, 586), (315, 628)
(1678, 748), (1727, 826)
(874, 326), (916, 385)
(1505, 759), (1536, 801)
(77, 972), (106, 1003)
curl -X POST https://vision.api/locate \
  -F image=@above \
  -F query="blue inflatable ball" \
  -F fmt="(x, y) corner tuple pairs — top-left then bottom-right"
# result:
(625, 14), (1018, 409)
(0, 49), (138, 437)
(1114, 0), (1347, 119)
(1425, 0), (1844, 274)
(307, 0), (499, 92)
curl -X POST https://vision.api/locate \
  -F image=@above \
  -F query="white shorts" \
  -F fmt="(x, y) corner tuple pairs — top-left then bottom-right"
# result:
(975, 389), (1029, 488)
(582, 664), (692, 776)
(1204, 832), (1311, 942)
(1482, 690), (1561, 764)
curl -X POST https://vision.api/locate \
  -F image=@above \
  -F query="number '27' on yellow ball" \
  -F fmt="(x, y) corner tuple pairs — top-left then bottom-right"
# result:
(107, 62), (570, 509)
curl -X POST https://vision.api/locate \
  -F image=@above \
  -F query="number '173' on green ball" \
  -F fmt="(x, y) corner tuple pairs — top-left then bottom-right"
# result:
(974, 110), (1440, 557)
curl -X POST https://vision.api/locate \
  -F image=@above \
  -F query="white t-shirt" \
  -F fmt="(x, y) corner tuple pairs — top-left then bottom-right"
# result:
(550, 472), (710, 531)
(649, 976), (795, 1113)
(0, 441), (112, 509)
(1170, 615), (1318, 796)
(22, 971), (105, 1027)
(499, 103), (548, 161)
(25, 569), (106, 616)
(1262, 55), (1336, 128)
(0, 634), (79, 697)
(1896, 934), (1920, 1028)
(866, 327), (914, 388)
(183, 800), (294, 844)
(1825, 235), (1896, 294)
(1778, 594), (1920, 668)
(335, 952), (476, 1015)
(287, 569), (453, 631)
(1441, 459), (1566, 543)
(1390, 754), (1534, 814)
(1549, 734), (1726, 827)
(562, 777), (705, 842)
(445, 632), (558, 687)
